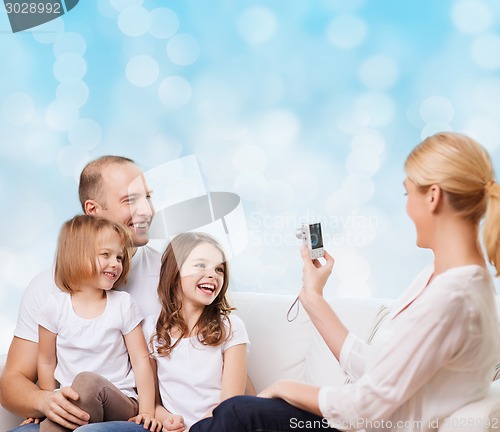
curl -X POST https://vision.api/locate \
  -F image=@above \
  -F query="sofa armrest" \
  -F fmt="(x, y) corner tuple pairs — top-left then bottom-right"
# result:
(0, 353), (25, 430)
(438, 383), (500, 432)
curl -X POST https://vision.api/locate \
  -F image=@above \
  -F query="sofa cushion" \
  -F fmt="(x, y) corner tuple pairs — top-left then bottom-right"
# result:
(230, 292), (313, 393)
(304, 297), (390, 387)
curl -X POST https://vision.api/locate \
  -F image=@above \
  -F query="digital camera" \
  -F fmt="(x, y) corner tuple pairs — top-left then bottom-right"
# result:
(296, 222), (324, 259)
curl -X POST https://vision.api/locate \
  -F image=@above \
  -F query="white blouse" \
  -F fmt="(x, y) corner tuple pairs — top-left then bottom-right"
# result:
(319, 265), (499, 431)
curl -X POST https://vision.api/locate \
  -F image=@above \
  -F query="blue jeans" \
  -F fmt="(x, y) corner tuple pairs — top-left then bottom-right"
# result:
(190, 395), (337, 432)
(8, 422), (145, 432)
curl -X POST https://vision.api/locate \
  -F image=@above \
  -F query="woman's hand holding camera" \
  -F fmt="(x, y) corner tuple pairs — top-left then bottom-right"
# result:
(299, 244), (335, 304)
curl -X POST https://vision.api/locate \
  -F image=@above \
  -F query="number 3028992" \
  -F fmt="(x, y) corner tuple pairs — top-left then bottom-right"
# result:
(4, 3), (62, 14)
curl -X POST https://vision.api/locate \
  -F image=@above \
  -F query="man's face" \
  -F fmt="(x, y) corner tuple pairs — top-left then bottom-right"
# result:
(95, 163), (154, 247)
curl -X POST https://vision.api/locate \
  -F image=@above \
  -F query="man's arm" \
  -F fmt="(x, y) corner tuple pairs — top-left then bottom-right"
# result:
(1, 337), (44, 418)
(0, 336), (90, 428)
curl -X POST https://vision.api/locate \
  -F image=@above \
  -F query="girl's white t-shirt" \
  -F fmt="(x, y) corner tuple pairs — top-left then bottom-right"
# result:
(145, 314), (249, 427)
(38, 290), (143, 398)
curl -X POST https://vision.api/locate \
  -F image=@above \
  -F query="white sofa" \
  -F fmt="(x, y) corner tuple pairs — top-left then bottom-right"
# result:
(1, 292), (500, 431)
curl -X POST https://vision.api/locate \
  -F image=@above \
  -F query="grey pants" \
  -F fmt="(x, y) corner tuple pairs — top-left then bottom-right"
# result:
(40, 372), (138, 432)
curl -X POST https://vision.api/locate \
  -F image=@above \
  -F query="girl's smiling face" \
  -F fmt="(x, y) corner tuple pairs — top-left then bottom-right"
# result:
(93, 228), (124, 291)
(179, 242), (225, 309)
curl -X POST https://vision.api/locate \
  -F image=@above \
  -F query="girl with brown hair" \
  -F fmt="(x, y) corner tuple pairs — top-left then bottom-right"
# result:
(147, 232), (248, 432)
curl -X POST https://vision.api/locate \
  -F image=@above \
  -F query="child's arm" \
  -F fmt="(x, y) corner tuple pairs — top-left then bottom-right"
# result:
(37, 325), (58, 391)
(156, 405), (185, 432)
(220, 343), (247, 401)
(124, 324), (161, 431)
(200, 343), (247, 420)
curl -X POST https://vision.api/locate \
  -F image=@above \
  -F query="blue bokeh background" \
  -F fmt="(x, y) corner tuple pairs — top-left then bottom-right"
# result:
(1, 0), (500, 353)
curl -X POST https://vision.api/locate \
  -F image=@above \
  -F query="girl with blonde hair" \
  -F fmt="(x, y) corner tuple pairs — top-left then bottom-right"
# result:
(32, 215), (160, 432)
(191, 132), (500, 432)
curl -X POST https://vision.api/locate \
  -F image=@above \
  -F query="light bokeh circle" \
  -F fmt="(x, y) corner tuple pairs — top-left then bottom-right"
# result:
(118, 6), (151, 37)
(346, 148), (380, 178)
(53, 32), (87, 57)
(158, 76), (192, 108)
(233, 145), (268, 172)
(354, 93), (395, 127)
(452, 0), (492, 35)
(56, 80), (89, 108)
(358, 55), (399, 90)
(236, 6), (277, 45)
(33, 18), (64, 44)
(463, 117), (500, 152)
(110, 0), (144, 13)
(234, 171), (268, 202)
(53, 53), (87, 82)
(420, 122), (453, 140)
(1, 92), (35, 125)
(326, 14), (367, 49)
(419, 96), (454, 123)
(470, 34), (500, 70)
(46, 100), (79, 131)
(69, 118), (102, 150)
(166, 34), (200, 66)
(149, 8), (179, 39)
(351, 129), (386, 155)
(126, 55), (159, 87)
(57, 145), (90, 178)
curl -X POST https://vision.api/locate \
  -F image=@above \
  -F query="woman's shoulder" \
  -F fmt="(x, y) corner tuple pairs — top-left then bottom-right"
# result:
(433, 265), (493, 295)
(424, 265), (495, 319)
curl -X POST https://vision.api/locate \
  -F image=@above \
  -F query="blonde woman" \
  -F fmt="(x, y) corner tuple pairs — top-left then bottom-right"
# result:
(191, 132), (500, 432)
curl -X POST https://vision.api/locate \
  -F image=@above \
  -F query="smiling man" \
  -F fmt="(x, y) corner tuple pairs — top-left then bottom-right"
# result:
(0, 156), (161, 431)
(79, 156), (161, 319)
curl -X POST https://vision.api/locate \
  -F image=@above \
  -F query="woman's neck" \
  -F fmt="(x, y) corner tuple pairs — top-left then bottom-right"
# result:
(432, 216), (485, 275)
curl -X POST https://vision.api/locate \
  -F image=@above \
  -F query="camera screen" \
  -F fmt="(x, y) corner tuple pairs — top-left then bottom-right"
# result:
(309, 223), (323, 249)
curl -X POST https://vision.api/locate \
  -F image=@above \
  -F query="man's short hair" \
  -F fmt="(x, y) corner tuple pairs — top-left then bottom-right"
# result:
(78, 156), (134, 211)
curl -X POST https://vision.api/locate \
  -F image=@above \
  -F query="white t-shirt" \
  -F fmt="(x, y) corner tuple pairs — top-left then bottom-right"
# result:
(15, 245), (161, 342)
(38, 290), (142, 398)
(319, 265), (499, 432)
(145, 314), (249, 427)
